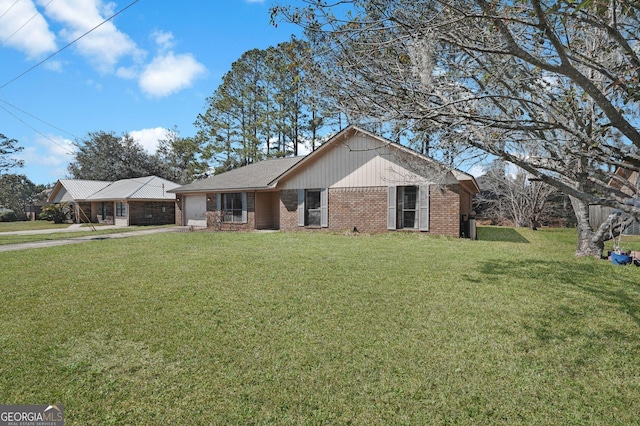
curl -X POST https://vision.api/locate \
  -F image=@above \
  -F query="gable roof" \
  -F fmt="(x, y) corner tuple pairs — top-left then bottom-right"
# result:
(170, 125), (479, 194)
(86, 176), (179, 201)
(272, 125), (480, 192)
(49, 179), (111, 203)
(170, 157), (305, 193)
(48, 176), (179, 202)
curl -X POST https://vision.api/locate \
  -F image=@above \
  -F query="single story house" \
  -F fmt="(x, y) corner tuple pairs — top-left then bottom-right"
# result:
(48, 176), (180, 226)
(170, 126), (479, 237)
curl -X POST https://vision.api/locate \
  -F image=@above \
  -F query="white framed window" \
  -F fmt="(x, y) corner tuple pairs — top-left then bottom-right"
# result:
(305, 189), (321, 226)
(397, 186), (418, 229)
(298, 188), (328, 227)
(217, 192), (248, 223)
(388, 186), (429, 231)
(222, 193), (243, 222)
(116, 202), (127, 217)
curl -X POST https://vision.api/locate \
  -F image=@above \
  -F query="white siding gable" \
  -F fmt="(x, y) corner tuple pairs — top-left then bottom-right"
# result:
(279, 133), (455, 189)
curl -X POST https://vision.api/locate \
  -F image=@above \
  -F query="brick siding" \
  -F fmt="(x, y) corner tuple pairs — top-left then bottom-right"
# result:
(129, 201), (176, 225)
(205, 192), (256, 231)
(279, 189), (300, 231)
(429, 184), (461, 237)
(175, 199), (182, 226)
(328, 187), (388, 233)
(280, 185), (462, 237)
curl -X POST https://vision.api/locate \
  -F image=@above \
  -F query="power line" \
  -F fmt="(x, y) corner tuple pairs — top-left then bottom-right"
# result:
(1, 0), (56, 46)
(0, 0), (142, 90)
(0, 96), (79, 139)
(0, 0), (20, 21)
(0, 103), (76, 155)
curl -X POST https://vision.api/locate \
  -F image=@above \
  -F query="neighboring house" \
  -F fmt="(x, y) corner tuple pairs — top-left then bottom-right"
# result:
(25, 188), (53, 221)
(48, 176), (180, 226)
(589, 167), (640, 235)
(170, 126), (479, 237)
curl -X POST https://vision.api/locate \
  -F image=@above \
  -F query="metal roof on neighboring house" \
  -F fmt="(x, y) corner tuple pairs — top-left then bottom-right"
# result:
(86, 176), (180, 201)
(52, 179), (111, 202)
(170, 157), (305, 193)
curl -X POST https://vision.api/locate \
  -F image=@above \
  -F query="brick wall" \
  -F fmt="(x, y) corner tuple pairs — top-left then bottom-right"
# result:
(76, 202), (92, 224)
(280, 186), (463, 236)
(279, 189), (299, 231)
(175, 199), (182, 226)
(328, 187), (388, 233)
(205, 192), (256, 231)
(129, 201), (176, 225)
(280, 188), (388, 232)
(429, 184), (461, 237)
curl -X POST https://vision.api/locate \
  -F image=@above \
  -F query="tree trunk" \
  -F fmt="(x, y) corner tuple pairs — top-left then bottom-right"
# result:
(570, 196), (604, 258)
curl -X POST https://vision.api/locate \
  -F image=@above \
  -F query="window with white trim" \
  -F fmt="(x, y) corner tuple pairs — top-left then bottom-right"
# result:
(305, 189), (322, 226)
(116, 202), (127, 217)
(298, 188), (328, 227)
(396, 186), (418, 229)
(222, 193), (243, 223)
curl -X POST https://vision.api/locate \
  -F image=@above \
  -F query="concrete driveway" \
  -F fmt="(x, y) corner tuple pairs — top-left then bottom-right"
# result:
(0, 225), (183, 253)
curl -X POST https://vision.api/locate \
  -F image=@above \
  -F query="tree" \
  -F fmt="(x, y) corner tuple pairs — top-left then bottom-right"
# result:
(273, 0), (640, 257)
(155, 127), (209, 184)
(0, 174), (42, 220)
(68, 131), (167, 181)
(0, 133), (24, 173)
(195, 37), (330, 173)
(475, 162), (559, 229)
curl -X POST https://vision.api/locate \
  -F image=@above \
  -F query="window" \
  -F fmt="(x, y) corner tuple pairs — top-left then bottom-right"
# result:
(305, 190), (321, 226)
(222, 193), (243, 222)
(116, 202), (127, 217)
(297, 188), (328, 228)
(396, 186), (418, 229)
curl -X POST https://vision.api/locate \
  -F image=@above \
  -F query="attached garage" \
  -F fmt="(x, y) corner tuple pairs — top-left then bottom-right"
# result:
(183, 195), (207, 227)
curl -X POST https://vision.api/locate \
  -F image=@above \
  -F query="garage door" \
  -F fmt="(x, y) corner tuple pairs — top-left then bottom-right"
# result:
(184, 195), (207, 227)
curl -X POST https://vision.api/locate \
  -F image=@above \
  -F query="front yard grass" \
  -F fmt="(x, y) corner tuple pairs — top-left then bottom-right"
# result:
(0, 225), (171, 246)
(1, 228), (639, 424)
(0, 221), (70, 232)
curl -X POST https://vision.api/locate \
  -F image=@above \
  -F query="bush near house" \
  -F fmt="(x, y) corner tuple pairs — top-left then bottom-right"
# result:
(39, 203), (70, 224)
(0, 208), (17, 222)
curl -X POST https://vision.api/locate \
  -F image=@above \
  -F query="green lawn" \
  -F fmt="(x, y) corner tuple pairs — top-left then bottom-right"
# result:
(0, 221), (71, 232)
(1, 228), (639, 424)
(0, 224), (172, 246)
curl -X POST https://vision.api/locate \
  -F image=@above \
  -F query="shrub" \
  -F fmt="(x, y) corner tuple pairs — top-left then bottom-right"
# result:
(39, 204), (70, 224)
(0, 209), (18, 222)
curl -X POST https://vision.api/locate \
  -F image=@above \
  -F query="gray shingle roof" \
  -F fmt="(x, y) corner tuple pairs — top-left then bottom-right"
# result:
(170, 157), (305, 193)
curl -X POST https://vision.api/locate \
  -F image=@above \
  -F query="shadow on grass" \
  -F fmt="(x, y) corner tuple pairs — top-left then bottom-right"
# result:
(479, 258), (640, 331)
(477, 226), (530, 243)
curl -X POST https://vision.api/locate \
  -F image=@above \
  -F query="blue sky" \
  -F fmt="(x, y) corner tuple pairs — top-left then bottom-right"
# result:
(0, 0), (301, 185)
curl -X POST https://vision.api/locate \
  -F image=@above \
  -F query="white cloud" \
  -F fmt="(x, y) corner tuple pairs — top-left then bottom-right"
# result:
(129, 127), (170, 153)
(41, 0), (144, 72)
(19, 134), (76, 181)
(139, 52), (206, 98)
(1, 0), (204, 97)
(0, 0), (56, 58)
(151, 30), (175, 52)
(115, 66), (138, 80)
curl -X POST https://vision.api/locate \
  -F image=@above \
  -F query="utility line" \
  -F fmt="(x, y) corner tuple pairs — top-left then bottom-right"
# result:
(0, 96), (79, 139)
(0, 0), (20, 21)
(1, 0), (56, 46)
(0, 103), (76, 155)
(0, 0), (141, 90)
